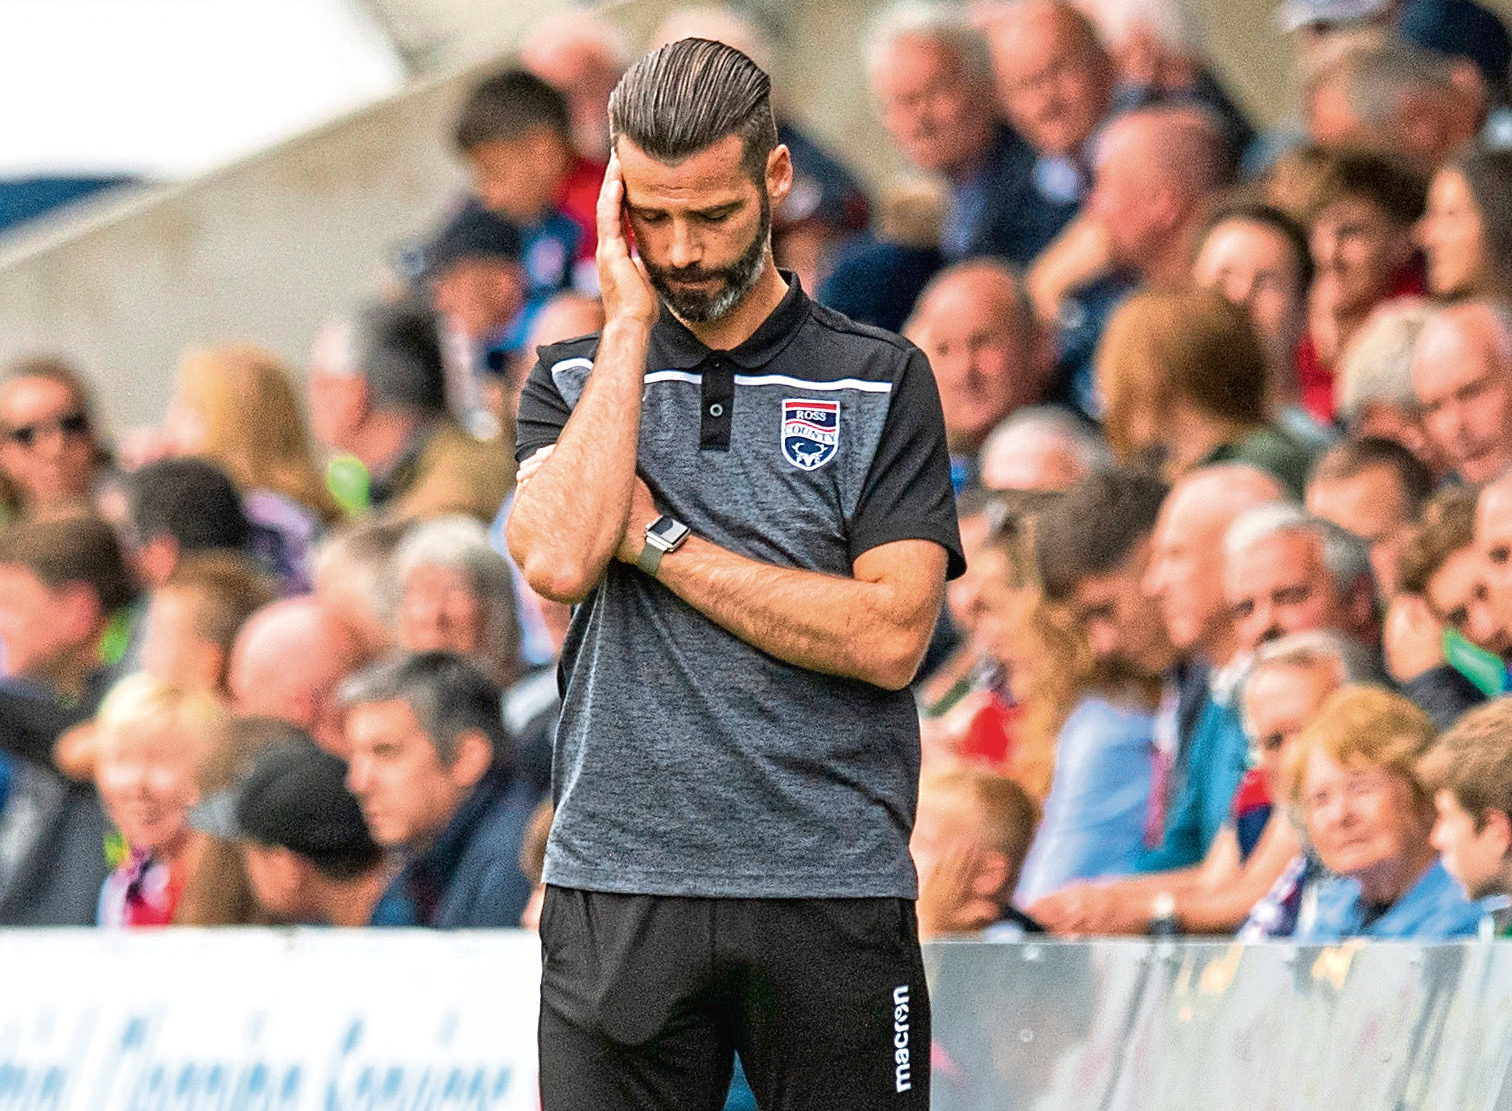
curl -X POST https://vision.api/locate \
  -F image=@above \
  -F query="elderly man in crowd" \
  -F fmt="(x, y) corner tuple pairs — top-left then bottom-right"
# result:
(867, 3), (1040, 264)
(1411, 300), (1512, 486)
(979, 0), (1114, 260)
(1306, 436), (1435, 598)
(977, 405), (1108, 492)
(905, 259), (1055, 485)
(343, 652), (540, 929)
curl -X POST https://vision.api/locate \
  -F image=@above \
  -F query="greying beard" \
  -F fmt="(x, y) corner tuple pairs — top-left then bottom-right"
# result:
(646, 194), (771, 324)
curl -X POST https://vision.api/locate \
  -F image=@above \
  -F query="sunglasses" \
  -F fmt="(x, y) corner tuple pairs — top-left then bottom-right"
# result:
(5, 411), (90, 447)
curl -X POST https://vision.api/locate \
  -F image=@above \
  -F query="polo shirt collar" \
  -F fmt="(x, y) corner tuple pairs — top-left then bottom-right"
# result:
(647, 270), (809, 371)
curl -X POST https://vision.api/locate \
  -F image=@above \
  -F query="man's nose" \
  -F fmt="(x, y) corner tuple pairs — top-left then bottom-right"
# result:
(667, 223), (701, 270)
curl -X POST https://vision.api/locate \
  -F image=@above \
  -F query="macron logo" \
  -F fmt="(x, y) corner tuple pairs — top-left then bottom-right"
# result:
(893, 985), (912, 1093)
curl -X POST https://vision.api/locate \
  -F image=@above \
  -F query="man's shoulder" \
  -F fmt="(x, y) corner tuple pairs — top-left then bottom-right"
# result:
(801, 299), (918, 366)
(533, 332), (603, 372)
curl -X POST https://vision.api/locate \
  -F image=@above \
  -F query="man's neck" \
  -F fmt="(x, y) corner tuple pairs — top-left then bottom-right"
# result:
(678, 255), (789, 351)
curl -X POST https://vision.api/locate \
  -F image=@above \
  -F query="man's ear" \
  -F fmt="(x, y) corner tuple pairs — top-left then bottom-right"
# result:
(1485, 808), (1512, 860)
(56, 582), (105, 647)
(447, 729), (494, 790)
(766, 143), (794, 211)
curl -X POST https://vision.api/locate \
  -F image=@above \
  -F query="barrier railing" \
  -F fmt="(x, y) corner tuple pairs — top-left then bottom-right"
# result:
(3, 931), (1511, 1110)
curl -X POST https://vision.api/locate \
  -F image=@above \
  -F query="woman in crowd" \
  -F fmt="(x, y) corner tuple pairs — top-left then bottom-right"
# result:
(93, 675), (230, 927)
(1097, 286), (1316, 495)
(0, 357), (111, 524)
(391, 515), (522, 689)
(164, 344), (343, 592)
(1289, 686), (1485, 941)
(1417, 148), (1512, 301)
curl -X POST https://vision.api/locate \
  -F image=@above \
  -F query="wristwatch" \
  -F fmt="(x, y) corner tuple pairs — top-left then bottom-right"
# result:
(636, 515), (690, 578)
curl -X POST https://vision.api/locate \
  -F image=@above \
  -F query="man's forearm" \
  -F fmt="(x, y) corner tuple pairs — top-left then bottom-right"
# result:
(649, 536), (947, 691)
(507, 318), (650, 602)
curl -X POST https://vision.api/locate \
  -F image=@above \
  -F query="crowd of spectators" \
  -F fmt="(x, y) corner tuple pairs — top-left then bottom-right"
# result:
(4, 0), (1512, 959)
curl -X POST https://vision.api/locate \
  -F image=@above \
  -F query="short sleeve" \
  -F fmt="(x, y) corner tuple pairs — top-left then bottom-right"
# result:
(847, 347), (966, 579)
(514, 352), (575, 464)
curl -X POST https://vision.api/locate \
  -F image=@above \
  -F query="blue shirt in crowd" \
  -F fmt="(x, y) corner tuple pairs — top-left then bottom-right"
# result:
(1295, 860), (1486, 942)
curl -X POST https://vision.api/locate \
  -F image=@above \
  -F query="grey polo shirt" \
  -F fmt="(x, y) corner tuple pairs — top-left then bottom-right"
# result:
(515, 276), (964, 899)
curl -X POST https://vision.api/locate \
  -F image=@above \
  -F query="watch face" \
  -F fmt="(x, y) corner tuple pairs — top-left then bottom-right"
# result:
(647, 516), (690, 549)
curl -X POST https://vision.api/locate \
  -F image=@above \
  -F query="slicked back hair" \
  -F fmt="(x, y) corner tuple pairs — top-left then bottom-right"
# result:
(608, 37), (778, 183)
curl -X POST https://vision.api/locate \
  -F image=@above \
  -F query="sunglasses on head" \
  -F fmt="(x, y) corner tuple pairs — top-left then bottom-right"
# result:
(5, 411), (90, 447)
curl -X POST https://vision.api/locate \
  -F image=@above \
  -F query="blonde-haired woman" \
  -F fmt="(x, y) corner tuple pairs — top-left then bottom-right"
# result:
(165, 344), (342, 592)
(93, 675), (231, 927)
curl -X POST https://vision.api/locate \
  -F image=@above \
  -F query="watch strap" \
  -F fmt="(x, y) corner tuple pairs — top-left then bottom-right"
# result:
(635, 540), (665, 578)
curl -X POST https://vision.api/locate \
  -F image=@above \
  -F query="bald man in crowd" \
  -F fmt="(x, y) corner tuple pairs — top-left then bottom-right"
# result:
(906, 259), (1054, 486)
(1412, 301), (1512, 486)
(1042, 104), (1231, 414)
(1137, 464), (1286, 873)
(977, 406), (1109, 492)
(228, 597), (372, 756)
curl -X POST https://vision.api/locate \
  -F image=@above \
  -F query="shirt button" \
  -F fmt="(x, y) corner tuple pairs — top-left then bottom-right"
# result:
(709, 403), (724, 417)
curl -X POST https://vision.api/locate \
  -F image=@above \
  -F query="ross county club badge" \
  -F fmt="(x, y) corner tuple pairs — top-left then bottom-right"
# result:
(781, 399), (840, 470)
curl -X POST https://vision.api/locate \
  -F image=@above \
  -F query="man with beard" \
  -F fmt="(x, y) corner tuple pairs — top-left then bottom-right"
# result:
(506, 37), (962, 1111)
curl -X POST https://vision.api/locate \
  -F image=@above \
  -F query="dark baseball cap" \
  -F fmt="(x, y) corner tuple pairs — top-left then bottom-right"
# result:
(232, 736), (381, 876)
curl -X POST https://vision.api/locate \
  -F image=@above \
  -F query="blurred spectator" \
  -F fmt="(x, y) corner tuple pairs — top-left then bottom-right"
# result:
(232, 726), (387, 927)
(1015, 469), (1169, 901)
(342, 652), (539, 928)
(1420, 698), (1512, 921)
(979, 1), (1113, 256)
(392, 516), (522, 689)
(1097, 287), (1316, 493)
(1043, 105), (1229, 415)
(164, 345), (342, 593)
(310, 518), (406, 659)
(1335, 298), (1444, 471)
(307, 303), (512, 522)
(1410, 299), (1512, 484)
(1391, 488), (1504, 723)
(865, 3), (1033, 263)
(226, 597), (370, 756)
(1078, 0), (1254, 158)
(414, 206), (527, 441)
(1191, 202), (1315, 427)
(977, 405), (1108, 492)
(1290, 686), (1484, 940)
(1306, 435), (1434, 597)
(818, 175), (945, 334)
(913, 765), (1039, 938)
(1237, 632), (1366, 939)
(93, 675), (229, 927)
(1224, 503), (1379, 655)
(652, 6), (871, 291)
(453, 70), (580, 319)
(520, 9), (628, 265)
(1476, 471), (1512, 678)
(1417, 149), (1512, 300)
(1298, 149), (1426, 420)
(905, 259), (1054, 483)
(1305, 42), (1481, 172)
(139, 553), (273, 696)
(1134, 465), (1286, 875)
(1400, 0), (1512, 139)
(0, 357), (110, 525)
(124, 458), (250, 591)
(0, 513), (136, 925)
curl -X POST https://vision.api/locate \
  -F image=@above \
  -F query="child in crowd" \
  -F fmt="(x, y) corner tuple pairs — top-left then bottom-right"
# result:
(913, 765), (1040, 939)
(93, 675), (230, 926)
(1419, 698), (1512, 933)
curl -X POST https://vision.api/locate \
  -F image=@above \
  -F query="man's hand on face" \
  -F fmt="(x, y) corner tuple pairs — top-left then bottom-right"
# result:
(597, 154), (660, 329)
(1384, 593), (1448, 684)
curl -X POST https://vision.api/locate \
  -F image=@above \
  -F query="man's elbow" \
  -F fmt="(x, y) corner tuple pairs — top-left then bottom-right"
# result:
(519, 552), (601, 605)
(865, 626), (933, 691)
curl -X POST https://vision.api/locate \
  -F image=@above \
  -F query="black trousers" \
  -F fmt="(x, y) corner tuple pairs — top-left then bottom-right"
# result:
(538, 887), (931, 1111)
